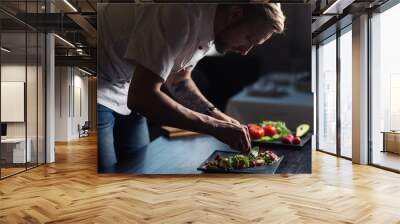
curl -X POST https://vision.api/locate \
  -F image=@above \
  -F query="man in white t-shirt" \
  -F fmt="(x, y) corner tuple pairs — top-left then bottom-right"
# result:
(97, 3), (285, 171)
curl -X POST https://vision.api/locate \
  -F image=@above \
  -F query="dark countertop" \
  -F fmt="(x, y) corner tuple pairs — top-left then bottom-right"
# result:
(111, 135), (311, 174)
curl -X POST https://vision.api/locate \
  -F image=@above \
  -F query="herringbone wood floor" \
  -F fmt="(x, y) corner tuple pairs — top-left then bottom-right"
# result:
(1, 135), (400, 224)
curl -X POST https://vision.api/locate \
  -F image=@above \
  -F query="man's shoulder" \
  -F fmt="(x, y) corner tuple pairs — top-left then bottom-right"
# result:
(156, 4), (215, 21)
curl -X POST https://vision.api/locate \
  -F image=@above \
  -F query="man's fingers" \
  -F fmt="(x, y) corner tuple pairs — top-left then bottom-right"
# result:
(243, 125), (251, 150)
(232, 119), (241, 125)
(218, 121), (250, 152)
(242, 126), (250, 144)
(243, 125), (250, 141)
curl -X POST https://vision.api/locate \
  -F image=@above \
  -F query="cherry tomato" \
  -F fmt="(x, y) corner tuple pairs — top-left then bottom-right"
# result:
(281, 135), (294, 144)
(248, 124), (265, 139)
(292, 136), (301, 145)
(269, 152), (279, 161)
(263, 125), (278, 137)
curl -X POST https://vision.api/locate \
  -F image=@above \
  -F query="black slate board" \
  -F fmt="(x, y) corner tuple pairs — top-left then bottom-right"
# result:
(252, 132), (313, 149)
(197, 150), (284, 174)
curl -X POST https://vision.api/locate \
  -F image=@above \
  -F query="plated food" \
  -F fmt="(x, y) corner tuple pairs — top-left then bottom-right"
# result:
(248, 121), (310, 146)
(204, 147), (279, 170)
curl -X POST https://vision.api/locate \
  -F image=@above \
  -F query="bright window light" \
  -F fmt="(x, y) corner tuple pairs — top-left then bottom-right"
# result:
(63, 0), (78, 12)
(1, 47), (11, 53)
(54, 34), (75, 48)
(78, 67), (92, 76)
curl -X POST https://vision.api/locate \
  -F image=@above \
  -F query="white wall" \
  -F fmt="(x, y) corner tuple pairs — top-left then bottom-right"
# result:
(54, 66), (89, 141)
(1, 66), (26, 138)
(71, 72), (89, 139)
(1, 64), (40, 137)
(55, 66), (70, 141)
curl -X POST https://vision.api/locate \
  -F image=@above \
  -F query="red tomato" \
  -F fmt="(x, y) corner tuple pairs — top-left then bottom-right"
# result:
(247, 123), (258, 129)
(263, 125), (278, 137)
(248, 124), (264, 139)
(292, 136), (301, 145)
(282, 135), (294, 144)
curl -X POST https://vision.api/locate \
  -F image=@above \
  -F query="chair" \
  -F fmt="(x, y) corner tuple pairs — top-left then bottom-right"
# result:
(78, 121), (90, 138)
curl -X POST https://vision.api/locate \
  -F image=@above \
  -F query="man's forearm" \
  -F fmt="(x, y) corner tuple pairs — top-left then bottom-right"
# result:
(131, 89), (215, 134)
(128, 65), (219, 135)
(167, 77), (215, 115)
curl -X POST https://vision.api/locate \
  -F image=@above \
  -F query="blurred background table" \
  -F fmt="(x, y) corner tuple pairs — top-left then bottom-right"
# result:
(225, 74), (313, 130)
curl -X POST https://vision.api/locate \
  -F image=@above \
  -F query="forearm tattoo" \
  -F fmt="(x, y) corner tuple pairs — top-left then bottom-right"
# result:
(169, 79), (214, 114)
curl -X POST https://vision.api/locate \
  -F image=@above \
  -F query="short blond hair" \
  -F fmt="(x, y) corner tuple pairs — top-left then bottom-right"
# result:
(222, 3), (286, 34)
(262, 3), (285, 33)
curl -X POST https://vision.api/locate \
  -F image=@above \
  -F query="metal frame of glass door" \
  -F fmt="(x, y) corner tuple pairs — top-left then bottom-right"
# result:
(0, 0), (47, 179)
(315, 24), (353, 161)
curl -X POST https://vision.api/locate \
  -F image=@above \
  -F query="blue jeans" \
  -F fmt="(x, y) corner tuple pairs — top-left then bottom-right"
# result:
(97, 104), (150, 172)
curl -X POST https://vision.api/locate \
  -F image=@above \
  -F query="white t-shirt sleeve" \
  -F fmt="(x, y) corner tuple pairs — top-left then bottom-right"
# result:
(124, 6), (190, 81)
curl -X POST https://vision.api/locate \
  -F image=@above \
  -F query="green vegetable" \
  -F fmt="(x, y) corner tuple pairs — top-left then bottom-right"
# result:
(271, 134), (281, 140)
(254, 136), (273, 142)
(205, 149), (280, 170)
(227, 157), (233, 168)
(238, 155), (250, 168)
(296, 124), (310, 137)
(264, 155), (273, 165)
(259, 121), (292, 141)
(231, 155), (250, 169)
(249, 146), (259, 159)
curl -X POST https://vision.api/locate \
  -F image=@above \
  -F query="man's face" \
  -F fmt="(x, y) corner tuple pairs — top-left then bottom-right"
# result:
(215, 18), (274, 56)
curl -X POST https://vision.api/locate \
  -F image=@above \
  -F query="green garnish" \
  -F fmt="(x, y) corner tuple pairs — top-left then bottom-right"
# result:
(253, 120), (292, 142)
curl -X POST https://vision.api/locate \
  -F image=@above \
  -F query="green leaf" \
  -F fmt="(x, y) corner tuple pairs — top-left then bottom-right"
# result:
(271, 134), (281, 140)
(261, 136), (273, 142)
(249, 147), (259, 159)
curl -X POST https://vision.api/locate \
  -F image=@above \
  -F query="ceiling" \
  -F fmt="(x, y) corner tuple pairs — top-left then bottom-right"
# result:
(0, 0), (392, 73)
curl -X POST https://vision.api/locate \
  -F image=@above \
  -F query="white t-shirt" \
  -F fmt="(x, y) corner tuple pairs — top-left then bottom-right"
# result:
(97, 4), (217, 115)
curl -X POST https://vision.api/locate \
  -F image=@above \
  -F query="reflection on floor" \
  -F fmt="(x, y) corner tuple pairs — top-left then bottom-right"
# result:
(372, 150), (400, 171)
(0, 163), (42, 178)
(0, 167), (25, 178)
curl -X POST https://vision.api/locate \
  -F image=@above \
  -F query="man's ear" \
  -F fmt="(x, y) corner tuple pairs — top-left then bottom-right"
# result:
(227, 6), (244, 25)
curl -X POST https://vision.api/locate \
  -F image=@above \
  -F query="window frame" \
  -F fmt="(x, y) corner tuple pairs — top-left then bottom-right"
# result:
(367, 0), (400, 173)
(315, 23), (353, 161)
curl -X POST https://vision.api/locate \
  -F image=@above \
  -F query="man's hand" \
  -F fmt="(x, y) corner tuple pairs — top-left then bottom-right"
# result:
(129, 65), (251, 153)
(208, 108), (241, 125)
(212, 121), (251, 153)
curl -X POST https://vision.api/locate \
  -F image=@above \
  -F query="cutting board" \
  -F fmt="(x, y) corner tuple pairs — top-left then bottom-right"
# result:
(161, 126), (201, 138)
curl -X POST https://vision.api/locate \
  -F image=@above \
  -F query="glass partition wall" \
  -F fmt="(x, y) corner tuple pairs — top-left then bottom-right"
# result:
(317, 0), (400, 171)
(370, 2), (400, 172)
(316, 25), (353, 159)
(339, 27), (352, 159)
(317, 35), (337, 155)
(0, 1), (46, 179)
